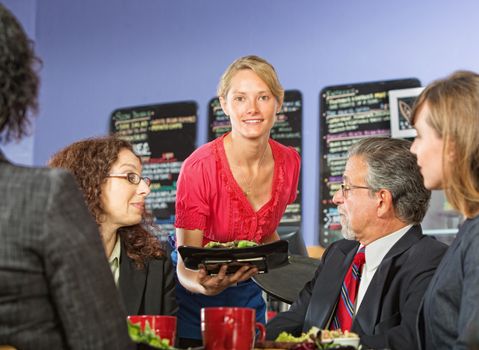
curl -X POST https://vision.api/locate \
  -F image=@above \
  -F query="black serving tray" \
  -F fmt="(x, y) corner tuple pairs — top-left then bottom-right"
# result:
(178, 240), (289, 275)
(253, 254), (321, 304)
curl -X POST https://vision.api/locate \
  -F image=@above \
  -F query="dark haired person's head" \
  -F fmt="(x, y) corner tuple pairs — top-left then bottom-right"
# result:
(49, 136), (164, 267)
(0, 4), (40, 143)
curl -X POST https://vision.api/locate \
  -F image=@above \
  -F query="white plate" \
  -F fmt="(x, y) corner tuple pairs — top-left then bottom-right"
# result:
(331, 337), (360, 348)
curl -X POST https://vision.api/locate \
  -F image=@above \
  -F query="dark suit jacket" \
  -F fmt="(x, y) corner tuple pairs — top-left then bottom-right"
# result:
(266, 225), (447, 350)
(119, 240), (177, 316)
(0, 151), (132, 349)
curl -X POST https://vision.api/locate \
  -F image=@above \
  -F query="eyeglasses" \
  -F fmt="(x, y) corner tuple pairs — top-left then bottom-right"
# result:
(107, 173), (151, 186)
(340, 183), (372, 198)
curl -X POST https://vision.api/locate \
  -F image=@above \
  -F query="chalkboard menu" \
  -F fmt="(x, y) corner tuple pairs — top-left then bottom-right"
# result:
(319, 79), (420, 246)
(208, 90), (303, 227)
(110, 101), (198, 237)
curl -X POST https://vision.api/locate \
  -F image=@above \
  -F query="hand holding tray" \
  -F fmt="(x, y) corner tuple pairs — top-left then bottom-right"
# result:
(178, 240), (289, 275)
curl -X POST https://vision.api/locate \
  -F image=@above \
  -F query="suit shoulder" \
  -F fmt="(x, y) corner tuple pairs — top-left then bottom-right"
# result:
(406, 234), (448, 265)
(1, 161), (64, 178)
(461, 215), (479, 244)
(1, 163), (77, 198)
(332, 239), (359, 249)
(148, 256), (170, 274)
(325, 239), (359, 256)
(148, 254), (168, 265)
(416, 234), (448, 252)
(144, 254), (176, 283)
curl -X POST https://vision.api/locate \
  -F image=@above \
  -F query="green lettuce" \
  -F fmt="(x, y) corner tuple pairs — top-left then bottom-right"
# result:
(275, 326), (320, 342)
(127, 320), (172, 349)
(204, 240), (258, 248)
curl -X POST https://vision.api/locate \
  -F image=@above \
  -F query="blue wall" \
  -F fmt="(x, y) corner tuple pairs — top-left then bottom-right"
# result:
(17, 0), (479, 245)
(2, 0), (36, 165)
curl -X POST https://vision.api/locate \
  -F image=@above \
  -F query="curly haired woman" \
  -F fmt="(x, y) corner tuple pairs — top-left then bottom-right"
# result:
(49, 136), (177, 317)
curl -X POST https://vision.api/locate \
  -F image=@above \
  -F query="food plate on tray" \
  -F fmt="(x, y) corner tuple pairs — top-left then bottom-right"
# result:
(178, 240), (289, 275)
(254, 328), (360, 349)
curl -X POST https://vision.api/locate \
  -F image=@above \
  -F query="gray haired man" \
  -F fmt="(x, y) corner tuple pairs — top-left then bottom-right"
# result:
(266, 137), (447, 350)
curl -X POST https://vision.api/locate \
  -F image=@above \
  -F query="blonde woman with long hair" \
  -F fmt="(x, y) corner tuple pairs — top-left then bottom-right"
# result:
(411, 70), (479, 350)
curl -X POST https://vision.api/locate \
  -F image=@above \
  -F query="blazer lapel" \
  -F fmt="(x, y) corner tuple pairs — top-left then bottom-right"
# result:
(306, 243), (358, 330)
(119, 247), (147, 315)
(353, 225), (422, 334)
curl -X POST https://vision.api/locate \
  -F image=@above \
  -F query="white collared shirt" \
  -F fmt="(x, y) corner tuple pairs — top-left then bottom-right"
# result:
(108, 235), (122, 287)
(355, 224), (412, 312)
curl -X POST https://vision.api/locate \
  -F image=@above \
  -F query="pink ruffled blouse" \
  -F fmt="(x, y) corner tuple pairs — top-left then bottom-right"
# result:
(175, 133), (300, 245)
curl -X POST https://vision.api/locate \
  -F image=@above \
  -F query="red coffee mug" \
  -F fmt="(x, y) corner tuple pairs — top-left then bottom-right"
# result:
(127, 315), (177, 346)
(201, 307), (266, 350)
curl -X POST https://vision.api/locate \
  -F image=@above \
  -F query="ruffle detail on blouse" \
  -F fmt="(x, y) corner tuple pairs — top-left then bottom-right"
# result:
(175, 211), (207, 231)
(213, 136), (286, 243)
(254, 141), (286, 242)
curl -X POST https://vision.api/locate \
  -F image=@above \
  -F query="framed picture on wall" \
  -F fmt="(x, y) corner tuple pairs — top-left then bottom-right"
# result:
(389, 87), (424, 138)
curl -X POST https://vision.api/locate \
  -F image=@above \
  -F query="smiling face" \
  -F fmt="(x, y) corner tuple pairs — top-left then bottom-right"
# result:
(410, 103), (446, 190)
(332, 155), (379, 244)
(219, 69), (280, 140)
(100, 148), (151, 232)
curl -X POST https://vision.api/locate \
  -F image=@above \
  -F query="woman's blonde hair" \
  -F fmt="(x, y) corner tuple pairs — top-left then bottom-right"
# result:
(217, 55), (284, 105)
(411, 70), (479, 217)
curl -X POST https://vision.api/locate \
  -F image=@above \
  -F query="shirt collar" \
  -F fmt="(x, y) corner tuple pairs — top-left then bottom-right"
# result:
(108, 235), (122, 264)
(364, 224), (412, 271)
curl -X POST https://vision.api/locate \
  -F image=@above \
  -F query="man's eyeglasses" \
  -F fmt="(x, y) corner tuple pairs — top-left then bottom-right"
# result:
(340, 183), (371, 198)
(107, 173), (151, 186)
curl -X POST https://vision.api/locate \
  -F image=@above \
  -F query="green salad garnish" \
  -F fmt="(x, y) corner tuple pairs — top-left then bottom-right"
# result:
(275, 326), (320, 343)
(127, 320), (172, 349)
(275, 327), (360, 349)
(204, 240), (258, 249)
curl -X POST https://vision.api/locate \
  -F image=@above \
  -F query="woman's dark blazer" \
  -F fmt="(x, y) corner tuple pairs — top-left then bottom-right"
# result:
(119, 240), (177, 316)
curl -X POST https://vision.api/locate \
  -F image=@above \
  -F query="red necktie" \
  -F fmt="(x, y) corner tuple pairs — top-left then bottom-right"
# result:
(330, 246), (366, 331)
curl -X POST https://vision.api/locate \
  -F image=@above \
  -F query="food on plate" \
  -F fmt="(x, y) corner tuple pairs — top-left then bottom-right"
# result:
(127, 319), (172, 349)
(201, 240), (262, 275)
(204, 240), (258, 249)
(275, 326), (320, 343)
(269, 327), (360, 349)
(320, 329), (358, 341)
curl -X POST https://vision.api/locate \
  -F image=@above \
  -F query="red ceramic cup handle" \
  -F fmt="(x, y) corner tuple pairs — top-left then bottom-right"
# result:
(255, 322), (266, 342)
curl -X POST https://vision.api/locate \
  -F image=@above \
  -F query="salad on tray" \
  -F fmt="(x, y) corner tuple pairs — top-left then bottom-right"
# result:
(256, 327), (360, 349)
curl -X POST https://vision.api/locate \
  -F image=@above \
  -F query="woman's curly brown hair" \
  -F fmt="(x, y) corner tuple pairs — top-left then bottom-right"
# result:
(0, 4), (40, 143)
(48, 136), (165, 268)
